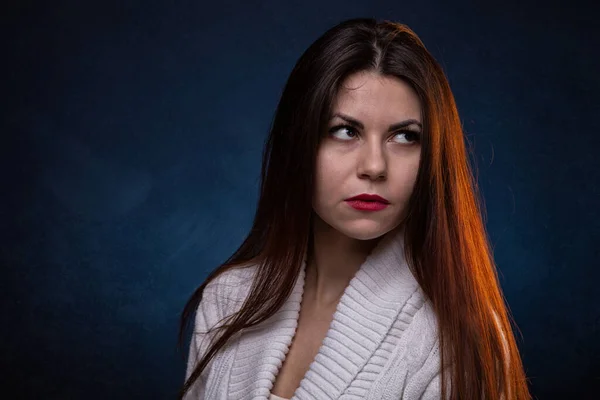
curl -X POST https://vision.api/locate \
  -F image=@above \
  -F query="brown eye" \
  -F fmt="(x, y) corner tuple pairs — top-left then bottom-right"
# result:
(329, 125), (357, 140)
(392, 130), (421, 144)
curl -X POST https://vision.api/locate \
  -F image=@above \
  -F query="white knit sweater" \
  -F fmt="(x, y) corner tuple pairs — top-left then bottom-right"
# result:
(184, 226), (449, 399)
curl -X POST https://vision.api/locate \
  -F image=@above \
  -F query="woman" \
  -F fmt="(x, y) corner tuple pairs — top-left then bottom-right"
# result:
(178, 18), (531, 399)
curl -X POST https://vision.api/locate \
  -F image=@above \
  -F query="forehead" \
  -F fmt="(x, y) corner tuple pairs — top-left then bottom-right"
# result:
(332, 71), (421, 121)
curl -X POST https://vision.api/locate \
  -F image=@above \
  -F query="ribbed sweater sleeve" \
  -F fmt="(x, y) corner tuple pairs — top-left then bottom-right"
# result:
(184, 277), (228, 400)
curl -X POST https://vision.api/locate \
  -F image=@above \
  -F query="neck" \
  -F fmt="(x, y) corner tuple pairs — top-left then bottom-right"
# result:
(306, 216), (382, 309)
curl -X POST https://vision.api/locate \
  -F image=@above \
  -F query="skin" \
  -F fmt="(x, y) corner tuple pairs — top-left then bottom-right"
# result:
(307, 70), (423, 309)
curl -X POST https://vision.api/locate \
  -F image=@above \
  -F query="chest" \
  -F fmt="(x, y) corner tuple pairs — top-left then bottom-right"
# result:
(270, 302), (337, 399)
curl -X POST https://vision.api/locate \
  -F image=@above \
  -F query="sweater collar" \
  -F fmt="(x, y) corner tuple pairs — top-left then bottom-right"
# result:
(227, 224), (422, 399)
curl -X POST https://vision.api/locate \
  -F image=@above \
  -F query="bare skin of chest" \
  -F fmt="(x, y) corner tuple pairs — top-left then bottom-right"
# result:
(270, 300), (338, 398)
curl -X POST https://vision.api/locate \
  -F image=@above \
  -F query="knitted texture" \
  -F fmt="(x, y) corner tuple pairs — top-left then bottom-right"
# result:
(184, 226), (446, 399)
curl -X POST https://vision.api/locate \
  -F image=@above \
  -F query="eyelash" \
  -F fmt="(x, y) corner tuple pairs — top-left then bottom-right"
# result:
(327, 124), (421, 144)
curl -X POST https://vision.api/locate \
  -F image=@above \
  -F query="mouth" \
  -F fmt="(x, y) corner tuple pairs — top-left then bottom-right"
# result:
(344, 199), (389, 211)
(345, 194), (390, 204)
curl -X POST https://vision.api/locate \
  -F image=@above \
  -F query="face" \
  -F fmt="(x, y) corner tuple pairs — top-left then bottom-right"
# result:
(312, 70), (422, 241)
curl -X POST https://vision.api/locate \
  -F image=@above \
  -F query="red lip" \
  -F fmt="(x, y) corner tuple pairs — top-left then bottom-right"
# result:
(345, 193), (390, 204)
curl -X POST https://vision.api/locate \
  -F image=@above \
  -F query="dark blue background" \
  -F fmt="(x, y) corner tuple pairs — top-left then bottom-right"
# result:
(2, 0), (598, 398)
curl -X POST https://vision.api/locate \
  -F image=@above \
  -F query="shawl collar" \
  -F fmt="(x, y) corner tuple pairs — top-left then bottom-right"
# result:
(226, 224), (421, 399)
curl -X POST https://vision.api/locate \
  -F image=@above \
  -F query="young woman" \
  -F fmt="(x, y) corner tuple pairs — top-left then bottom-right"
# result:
(178, 18), (531, 400)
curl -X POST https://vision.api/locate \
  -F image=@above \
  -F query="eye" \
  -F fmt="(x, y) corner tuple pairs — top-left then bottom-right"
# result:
(328, 124), (421, 145)
(392, 130), (421, 144)
(328, 125), (358, 140)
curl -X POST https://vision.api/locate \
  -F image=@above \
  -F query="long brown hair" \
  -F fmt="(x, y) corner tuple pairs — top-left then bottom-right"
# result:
(178, 18), (531, 399)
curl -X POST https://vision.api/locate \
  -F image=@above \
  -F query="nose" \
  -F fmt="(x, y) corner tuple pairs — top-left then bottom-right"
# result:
(357, 142), (387, 181)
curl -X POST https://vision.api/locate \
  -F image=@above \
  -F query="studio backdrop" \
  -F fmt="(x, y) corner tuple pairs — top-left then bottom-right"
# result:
(2, 0), (598, 399)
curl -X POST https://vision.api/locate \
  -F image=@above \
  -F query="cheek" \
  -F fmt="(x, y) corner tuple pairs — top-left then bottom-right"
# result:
(318, 159), (342, 181)
(314, 153), (346, 203)
(405, 159), (420, 184)
(390, 157), (420, 196)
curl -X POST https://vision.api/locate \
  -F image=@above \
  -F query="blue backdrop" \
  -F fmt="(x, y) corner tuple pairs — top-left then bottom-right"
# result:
(2, 0), (598, 398)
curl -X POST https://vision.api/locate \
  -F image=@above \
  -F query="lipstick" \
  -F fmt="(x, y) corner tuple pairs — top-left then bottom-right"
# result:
(344, 193), (390, 212)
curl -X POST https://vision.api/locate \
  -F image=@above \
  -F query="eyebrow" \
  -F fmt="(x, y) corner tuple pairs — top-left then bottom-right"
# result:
(331, 112), (422, 131)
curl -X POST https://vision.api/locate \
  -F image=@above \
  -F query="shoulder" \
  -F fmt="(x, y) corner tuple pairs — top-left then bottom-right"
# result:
(367, 296), (444, 399)
(210, 262), (258, 298)
(401, 297), (451, 398)
(185, 263), (259, 396)
(402, 297), (440, 365)
(199, 262), (259, 323)
(383, 292), (440, 374)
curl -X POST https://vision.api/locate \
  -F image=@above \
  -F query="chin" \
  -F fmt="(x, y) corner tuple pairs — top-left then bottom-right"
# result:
(335, 222), (392, 241)
(313, 209), (401, 241)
